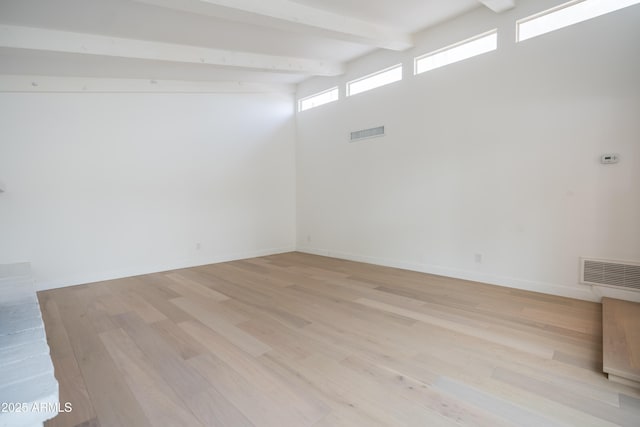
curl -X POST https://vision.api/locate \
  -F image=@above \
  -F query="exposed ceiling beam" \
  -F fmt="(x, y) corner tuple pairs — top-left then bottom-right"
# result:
(0, 25), (344, 76)
(0, 75), (295, 93)
(134, 0), (413, 51)
(478, 0), (515, 13)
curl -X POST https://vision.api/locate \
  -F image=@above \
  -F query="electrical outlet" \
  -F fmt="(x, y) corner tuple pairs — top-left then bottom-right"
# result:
(196, 242), (201, 250)
(475, 253), (482, 263)
(306, 235), (311, 243)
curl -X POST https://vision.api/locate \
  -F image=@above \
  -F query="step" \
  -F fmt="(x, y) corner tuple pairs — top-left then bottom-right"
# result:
(0, 263), (59, 427)
(602, 297), (640, 389)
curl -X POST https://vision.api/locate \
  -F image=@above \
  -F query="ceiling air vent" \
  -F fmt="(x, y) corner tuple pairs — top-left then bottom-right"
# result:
(581, 257), (640, 291)
(350, 126), (385, 142)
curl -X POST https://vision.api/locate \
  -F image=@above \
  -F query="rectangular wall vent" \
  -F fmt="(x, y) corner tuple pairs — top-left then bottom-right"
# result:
(581, 257), (640, 291)
(350, 126), (385, 142)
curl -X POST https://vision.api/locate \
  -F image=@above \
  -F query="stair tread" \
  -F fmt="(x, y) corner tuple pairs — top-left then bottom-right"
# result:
(602, 297), (640, 383)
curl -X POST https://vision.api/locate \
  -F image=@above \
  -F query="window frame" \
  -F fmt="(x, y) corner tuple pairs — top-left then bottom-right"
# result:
(414, 29), (498, 76)
(516, 0), (640, 42)
(346, 64), (403, 97)
(297, 86), (340, 112)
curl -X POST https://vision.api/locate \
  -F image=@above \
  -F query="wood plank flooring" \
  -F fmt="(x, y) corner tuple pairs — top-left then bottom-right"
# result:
(603, 298), (640, 388)
(38, 252), (640, 426)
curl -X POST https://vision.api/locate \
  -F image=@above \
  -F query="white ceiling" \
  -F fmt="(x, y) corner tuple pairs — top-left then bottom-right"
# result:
(291, 0), (479, 33)
(0, 0), (513, 87)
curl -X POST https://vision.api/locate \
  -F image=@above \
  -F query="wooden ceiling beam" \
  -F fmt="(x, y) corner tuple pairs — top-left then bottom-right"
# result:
(0, 25), (345, 76)
(478, 0), (516, 13)
(135, 0), (413, 51)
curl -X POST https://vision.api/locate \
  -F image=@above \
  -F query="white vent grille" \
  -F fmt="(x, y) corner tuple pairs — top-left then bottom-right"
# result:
(350, 126), (385, 142)
(581, 258), (640, 291)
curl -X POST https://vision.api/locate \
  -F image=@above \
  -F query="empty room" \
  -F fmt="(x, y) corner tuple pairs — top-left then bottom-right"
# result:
(1, 0), (640, 426)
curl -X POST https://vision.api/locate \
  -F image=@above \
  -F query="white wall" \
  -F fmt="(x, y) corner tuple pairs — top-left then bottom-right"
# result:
(0, 91), (296, 290)
(1, 0), (639, 300)
(296, 0), (640, 301)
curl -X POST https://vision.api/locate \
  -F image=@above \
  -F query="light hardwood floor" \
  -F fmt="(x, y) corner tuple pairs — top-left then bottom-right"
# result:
(603, 298), (640, 388)
(38, 252), (640, 426)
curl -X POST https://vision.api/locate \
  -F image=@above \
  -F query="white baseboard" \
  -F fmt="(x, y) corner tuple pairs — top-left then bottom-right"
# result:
(296, 246), (599, 302)
(34, 244), (614, 303)
(34, 246), (295, 291)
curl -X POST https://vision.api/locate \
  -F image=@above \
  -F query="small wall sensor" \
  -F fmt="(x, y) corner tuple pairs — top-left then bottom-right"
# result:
(600, 154), (619, 164)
